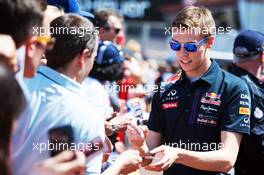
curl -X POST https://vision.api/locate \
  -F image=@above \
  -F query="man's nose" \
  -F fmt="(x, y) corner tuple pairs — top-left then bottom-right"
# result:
(176, 44), (188, 57)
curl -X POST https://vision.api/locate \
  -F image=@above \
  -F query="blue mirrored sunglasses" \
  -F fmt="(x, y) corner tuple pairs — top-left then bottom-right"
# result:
(169, 36), (210, 52)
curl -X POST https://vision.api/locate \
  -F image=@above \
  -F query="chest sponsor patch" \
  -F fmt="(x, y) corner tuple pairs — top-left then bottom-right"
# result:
(240, 93), (250, 100)
(197, 114), (218, 126)
(239, 107), (250, 115)
(239, 100), (250, 106)
(200, 92), (221, 106)
(167, 89), (177, 97)
(205, 92), (221, 99)
(201, 98), (221, 106)
(200, 104), (218, 113)
(162, 89), (179, 102)
(162, 101), (179, 110)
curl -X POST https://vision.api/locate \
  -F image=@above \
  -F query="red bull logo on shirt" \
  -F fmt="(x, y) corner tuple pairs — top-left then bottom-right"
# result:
(204, 92), (221, 99)
(201, 92), (221, 106)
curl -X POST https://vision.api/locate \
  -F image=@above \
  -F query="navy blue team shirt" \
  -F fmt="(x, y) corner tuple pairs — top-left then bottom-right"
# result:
(231, 64), (264, 174)
(148, 60), (251, 175)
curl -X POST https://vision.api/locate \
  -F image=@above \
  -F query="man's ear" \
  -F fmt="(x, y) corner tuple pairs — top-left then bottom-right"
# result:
(77, 48), (90, 66)
(25, 36), (38, 77)
(100, 27), (108, 33)
(261, 52), (264, 75)
(207, 36), (215, 49)
(99, 28), (106, 37)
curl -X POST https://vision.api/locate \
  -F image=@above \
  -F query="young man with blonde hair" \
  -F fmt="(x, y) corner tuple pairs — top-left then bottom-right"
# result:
(127, 6), (251, 175)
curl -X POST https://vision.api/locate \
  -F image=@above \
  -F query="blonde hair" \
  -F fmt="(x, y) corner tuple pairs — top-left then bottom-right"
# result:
(172, 6), (216, 37)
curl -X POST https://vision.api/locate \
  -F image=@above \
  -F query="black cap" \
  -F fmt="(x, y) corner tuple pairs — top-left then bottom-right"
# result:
(233, 30), (264, 60)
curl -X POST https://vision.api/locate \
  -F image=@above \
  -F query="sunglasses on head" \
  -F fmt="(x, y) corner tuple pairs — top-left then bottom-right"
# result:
(169, 36), (210, 52)
(34, 36), (55, 50)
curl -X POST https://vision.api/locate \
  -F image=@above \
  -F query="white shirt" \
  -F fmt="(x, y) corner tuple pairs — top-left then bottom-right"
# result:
(82, 77), (113, 120)
(12, 66), (105, 175)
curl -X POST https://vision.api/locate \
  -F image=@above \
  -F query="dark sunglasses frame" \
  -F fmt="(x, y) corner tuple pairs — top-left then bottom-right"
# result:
(105, 26), (121, 34)
(169, 36), (210, 52)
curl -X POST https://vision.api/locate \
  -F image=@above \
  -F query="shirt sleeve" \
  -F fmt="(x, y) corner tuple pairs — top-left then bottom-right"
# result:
(220, 81), (251, 134)
(147, 92), (162, 133)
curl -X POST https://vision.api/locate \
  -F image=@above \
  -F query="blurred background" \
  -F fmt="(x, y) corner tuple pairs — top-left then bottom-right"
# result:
(79, 0), (264, 63)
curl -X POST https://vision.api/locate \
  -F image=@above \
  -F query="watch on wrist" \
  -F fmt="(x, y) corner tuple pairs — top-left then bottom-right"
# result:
(111, 124), (116, 132)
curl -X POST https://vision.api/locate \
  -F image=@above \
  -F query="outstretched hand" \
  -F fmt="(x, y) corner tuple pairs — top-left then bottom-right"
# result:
(116, 149), (143, 174)
(126, 122), (148, 147)
(145, 145), (181, 171)
(34, 151), (86, 175)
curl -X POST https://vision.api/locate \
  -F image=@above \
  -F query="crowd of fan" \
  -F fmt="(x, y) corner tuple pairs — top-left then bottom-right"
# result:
(0, 0), (178, 175)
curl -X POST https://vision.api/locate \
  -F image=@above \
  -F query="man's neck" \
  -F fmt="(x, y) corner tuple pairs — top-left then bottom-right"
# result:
(99, 35), (114, 42)
(186, 57), (212, 79)
(56, 67), (81, 83)
(237, 62), (262, 79)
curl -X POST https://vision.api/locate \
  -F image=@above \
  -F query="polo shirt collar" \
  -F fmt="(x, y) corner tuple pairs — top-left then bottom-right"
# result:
(199, 59), (222, 86)
(180, 59), (222, 86)
(231, 64), (261, 84)
(37, 65), (82, 95)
